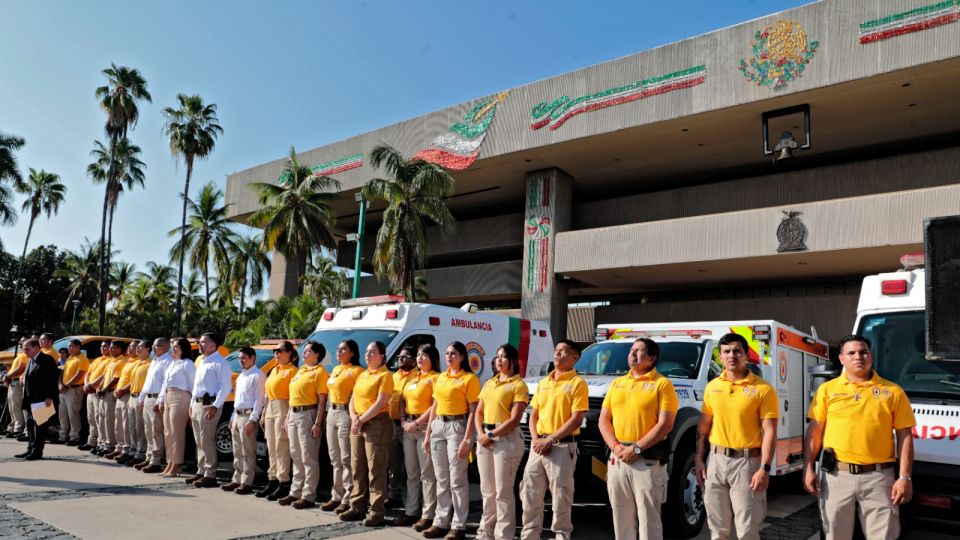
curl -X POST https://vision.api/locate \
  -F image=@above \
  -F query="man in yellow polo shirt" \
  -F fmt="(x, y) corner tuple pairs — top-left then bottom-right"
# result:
(79, 342), (110, 452)
(520, 340), (589, 540)
(99, 341), (126, 458)
(804, 335), (915, 540)
(112, 345), (138, 463)
(696, 333), (778, 540)
(4, 338), (29, 438)
(388, 349), (418, 507)
(125, 340), (152, 467)
(57, 339), (89, 445)
(599, 338), (678, 540)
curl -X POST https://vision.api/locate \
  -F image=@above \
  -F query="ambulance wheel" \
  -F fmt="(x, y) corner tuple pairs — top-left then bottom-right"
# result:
(216, 417), (233, 462)
(664, 450), (705, 538)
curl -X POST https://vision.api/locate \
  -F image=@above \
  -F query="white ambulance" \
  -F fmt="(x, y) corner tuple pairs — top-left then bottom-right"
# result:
(300, 295), (555, 380)
(524, 320), (828, 538)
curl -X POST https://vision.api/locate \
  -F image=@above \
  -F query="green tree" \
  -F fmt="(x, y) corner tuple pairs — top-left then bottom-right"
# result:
(182, 272), (205, 317)
(109, 261), (137, 303)
(56, 239), (107, 313)
(304, 255), (349, 306)
(162, 93), (223, 331)
(142, 261), (176, 303)
(249, 147), (340, 293)
(362, 144), (455, 301)
(0, 129), (26, 248)
(168, 181), (237, 307)
(94, 64), (151, 333)
(228, 234), (271, 318)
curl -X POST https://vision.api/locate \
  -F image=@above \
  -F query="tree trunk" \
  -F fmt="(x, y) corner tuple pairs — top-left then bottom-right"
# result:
(238, 273), (246, 320)
(204, 265), (210, 308)
(97, 181), (111, 334)
(174, 156), (193, 334)
(8, 213), (37, 325)
(106, 202), (116, 304)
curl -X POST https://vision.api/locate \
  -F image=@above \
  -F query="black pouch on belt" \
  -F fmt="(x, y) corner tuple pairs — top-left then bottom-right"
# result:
(643, 440), (670, 464)
(202, 394), (213, 406)
(820, 448), (837, 473)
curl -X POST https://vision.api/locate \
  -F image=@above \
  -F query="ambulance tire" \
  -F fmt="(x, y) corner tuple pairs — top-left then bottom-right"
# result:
(664, 449), (705, 538)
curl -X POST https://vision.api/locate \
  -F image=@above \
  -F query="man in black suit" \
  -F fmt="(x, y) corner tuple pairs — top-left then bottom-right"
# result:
(17, 339), (59, 460)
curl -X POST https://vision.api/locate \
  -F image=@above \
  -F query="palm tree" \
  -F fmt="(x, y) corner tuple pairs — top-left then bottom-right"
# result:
(305, 255), (349, 306)
(94, 63), (151, 333)
(249, 147), (340, 293)
(362, 144), (456, 301)
(0, 129), (26, 249)
(109, 261), (137, 303)
(227, 234), (271, 318)
(182, 272), (205, 317)
(168, 181), (237, 307)
(211, 274), (235, 309)
(142, 261), (176, 300)
(390, 275), (429, 300)
(9, 168), (66, 322)
(56, 239), (108, 312)
(162, 93), (223, 332)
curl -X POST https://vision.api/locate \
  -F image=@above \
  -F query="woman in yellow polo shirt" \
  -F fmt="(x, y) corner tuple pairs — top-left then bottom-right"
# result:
(257, 341), (298, 501)
(421, 341), (481, 540)
(338, 341), (394, 527)
(395, 344), (440, 530)
(321, 339), (364, 513)
(278, 340), (329, 509)
(474, 344), (528, 540)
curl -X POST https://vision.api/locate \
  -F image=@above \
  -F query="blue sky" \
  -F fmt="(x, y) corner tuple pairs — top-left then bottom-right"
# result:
(0, 0), (810, 282)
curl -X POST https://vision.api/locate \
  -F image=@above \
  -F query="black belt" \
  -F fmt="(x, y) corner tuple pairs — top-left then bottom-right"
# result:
(403, 414), (421, 421)
(539, 433), (575, 443)
(146, 393), (159, 398)
(617, 440), (669, 461)
(236, 408), (254, 415)
(131, 392), (139, 397)
(837, 461), (894, 475)
(439, 414), (467, 422)
(331, 403), (348, 410)
(482, 423), (498, 431)
(713, 445), (761, 458)
(69, 384), (84, 388)
(292, 404), (318, 412)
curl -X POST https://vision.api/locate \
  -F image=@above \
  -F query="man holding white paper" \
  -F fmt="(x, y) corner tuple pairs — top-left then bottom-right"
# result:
(17, 339), (59, 460)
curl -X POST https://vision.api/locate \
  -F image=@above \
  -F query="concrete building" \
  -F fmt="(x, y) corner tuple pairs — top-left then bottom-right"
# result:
(225, 0), (960, 345)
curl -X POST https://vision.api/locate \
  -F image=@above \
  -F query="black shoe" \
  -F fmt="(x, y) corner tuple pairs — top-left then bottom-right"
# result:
(385, 497), (404, 509)
(16, 435), (29, 442)
(66, 440), (79, 447)
(50, 439), (65, 445)
(24, 454), (43, 461)
(255, 479), (279, 499)
(15, 452), (30, 458)
(77, 443), (91, 451)
(267, 481), (290, 501)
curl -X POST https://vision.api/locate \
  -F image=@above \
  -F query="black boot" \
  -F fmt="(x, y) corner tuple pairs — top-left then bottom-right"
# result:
(255, 479), (279, 499)
(267, 481), (290, 501)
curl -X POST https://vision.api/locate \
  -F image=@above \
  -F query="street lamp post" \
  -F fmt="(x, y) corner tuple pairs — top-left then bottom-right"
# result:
(350, 192), (367, 299)
(10, 325), (18, 355)
(71, 300), (81, 333)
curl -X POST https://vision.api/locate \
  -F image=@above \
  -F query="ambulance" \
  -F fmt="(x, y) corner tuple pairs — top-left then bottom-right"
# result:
(300, 295), (555, 380)
(524, 320), (828, 538)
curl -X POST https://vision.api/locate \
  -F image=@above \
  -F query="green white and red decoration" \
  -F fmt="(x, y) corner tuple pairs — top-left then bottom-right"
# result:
(507, 318), (532, 376)
(530, 65), (706, 131)
(278, 153), (363, 185)
(739, 20), (819, 91)
(413, 91), (509, 170)
(860, 1), (959, 44)
(525, 177), (553, 294)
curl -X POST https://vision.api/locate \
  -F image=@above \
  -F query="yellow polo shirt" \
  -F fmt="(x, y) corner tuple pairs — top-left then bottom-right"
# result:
(328, 364), (365, 405)
(390, 369), (419, 419)
(531, 369), (589, 435)
(117, 359), (138, 389)
(10, 352), (27, 376)
(41, 347), (57, 360)
(266, 363), (297, 400)
(86, 356), (107, 384)
(479, 374), (529, 424)
(353, 365), (393, 415)
(62, 354), (90, 385)
(102, 356), (127, 388)
(602, 369), (678, 443)
(433, 369), (481, 416)
(703, 371), (779, 449)
(130, 359), (151, 394)
(402, 370), (438, 416)
(289, 364), (329, 407)
(808, 372), (915, 465)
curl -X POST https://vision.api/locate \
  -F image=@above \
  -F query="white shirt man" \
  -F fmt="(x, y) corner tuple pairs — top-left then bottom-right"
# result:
(222, 347), (266, 494)
(187, 334), (232, 487)
(138, 339), (173, 473)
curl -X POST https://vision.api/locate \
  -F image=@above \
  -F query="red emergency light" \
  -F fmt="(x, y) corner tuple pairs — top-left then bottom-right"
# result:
(429, 317), (440, 326)
(916, 494), (951, 510)
(322, 310), (335, 321)
(385, 309), (398, 320)
(881, 279), (908, 295)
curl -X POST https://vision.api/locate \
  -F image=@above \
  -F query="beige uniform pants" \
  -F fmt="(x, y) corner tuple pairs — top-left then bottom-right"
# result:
(476, 429), (525, 540)
(7, 382), (25, 433)
(607, 457), (668, 540)
(264, 399), (291, 482)
(705, 453), (766, 540)
(430, 418), (471, 530)
(190, 400), (221, 478)
(58, 386), (83, 441)
(288, 407), (321, 502)
(520, 441), (577, 540)
(820, 468), (899, 540)
(114, 394), (129, 454)
(402, 421), (436, 520)
(143, 396), (164, 465)
(86, 393), (100, 446)
(231, 412), (259, 486)
(327, 407), (353, 503)
(162, 389), (190, 465)
(127, 395), (145, 458)
(349, 414), (392, 519)
(388, 420), (405, 499)
(99, 393), (116, 450)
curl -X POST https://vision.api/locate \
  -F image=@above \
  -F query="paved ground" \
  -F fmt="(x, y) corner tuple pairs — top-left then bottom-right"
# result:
(0, 437), (944, 540)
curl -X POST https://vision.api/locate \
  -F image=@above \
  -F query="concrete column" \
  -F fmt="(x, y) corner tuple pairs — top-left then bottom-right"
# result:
(521, 169), (572, 341)
(267, 250), (300, 299)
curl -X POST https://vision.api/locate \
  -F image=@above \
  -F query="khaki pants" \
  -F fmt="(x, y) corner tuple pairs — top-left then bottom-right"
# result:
(402, 421), (436, 520)
(114, 394), (129, 454)
(58, 386), (83, 441)
(388, 420), (405, 499)
(143, 396), (164, 465)
(288, 407), (321, 502)
(264, 399), (291, 482)
(231, 412), (258, 486)
(162, 389), (190, 465)
(190, 400), (221, 478)
(608, 458), (668, 540)
(431, 418), (471, 530)
(127, 395), (145, 458)
(7, 382), (25, 433)
(99, 393), (116, 450)
(349, 414), (392, 519)
(705, 453), (766, 540)
(477, 429), (524, 540)
(86, 393), (100, 446)
(327, 407), (352, 503)
(520, 441), (578, 540)
(820, 468), (899, 540)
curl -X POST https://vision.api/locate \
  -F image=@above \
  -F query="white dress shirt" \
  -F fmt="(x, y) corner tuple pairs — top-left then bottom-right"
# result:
(157, 358), (196, 405)
(192, 350), (232, 409)
(231, 366), (266, 423)
(138, 352), (173, 405)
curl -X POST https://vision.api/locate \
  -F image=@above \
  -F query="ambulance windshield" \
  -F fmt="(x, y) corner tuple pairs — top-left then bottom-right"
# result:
(575, 340), (706, 378)
(299, 329), (400, 369)
(858, 311), (960, 399)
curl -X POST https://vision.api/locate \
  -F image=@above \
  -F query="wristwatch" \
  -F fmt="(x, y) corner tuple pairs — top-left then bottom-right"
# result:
(633, 445), (644, 456)
(486, 431), (495, 439)
(762, 463), (772, 473)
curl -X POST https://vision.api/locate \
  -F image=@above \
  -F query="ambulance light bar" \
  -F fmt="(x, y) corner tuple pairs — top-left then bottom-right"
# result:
(322, 309), (336, 321)
(340, 295), (405, 308)
(603, 329), (713, 340)
(899, 253), (924, 270)
(881, 279), (908, 295)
